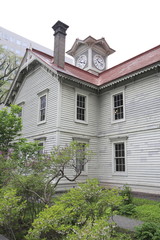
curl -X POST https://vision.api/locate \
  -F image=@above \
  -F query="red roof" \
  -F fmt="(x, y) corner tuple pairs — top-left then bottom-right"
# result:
(31, 45), (160, 87)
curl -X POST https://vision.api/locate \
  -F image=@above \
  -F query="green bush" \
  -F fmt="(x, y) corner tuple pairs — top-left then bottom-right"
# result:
(120, 185), (133, 205)
(0, 187), (26, 239)
(119, 203), (136, 216)
(135, 222), (160, 240)
(25, 179), (123, 240)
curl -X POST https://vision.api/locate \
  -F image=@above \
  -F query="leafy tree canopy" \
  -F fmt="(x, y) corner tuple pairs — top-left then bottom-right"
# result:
(0, 105), (22, 153)
(0, 45), (21, 103)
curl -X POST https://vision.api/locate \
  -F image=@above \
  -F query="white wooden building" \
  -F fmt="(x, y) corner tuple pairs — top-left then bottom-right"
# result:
(4, 21), (160, 194)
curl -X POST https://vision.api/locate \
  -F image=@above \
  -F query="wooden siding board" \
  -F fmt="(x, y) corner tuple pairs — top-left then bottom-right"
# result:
(14, 67), (59, 138)
(98, 74), (160, 136)
(60, 83), (98, 135)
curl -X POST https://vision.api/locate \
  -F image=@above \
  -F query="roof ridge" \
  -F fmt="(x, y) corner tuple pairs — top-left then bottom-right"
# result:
(101, 44), (160, 74)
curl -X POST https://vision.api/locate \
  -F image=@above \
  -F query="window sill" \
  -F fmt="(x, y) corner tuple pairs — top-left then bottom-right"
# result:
(111, 118), (125, 124)
(112, 172), (128, 176)
(75, 119), (88, 125)
(37, 120), (46, 125)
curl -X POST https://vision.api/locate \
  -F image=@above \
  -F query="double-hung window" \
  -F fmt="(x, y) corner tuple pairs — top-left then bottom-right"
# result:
(113, 142), (126, 174)
(76, 142), (86, 172)
(112, 92), (125, 122)
(37, 89), (49, 124)
(40, 95), (46, 122)
(17, 101), (25, 119)
(76, 93), (88, 123)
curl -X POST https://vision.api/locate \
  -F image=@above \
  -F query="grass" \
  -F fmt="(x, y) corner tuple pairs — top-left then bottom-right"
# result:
(131, 197), (160, 224)
(117, 196), (160, 239)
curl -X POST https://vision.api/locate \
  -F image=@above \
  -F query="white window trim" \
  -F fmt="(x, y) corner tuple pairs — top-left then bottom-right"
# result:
(73, 138), (89, 175)
(37, 89), (49, 125)
(75, 92), (88, 124)
(111, 90), (125, 124)
(17, 101), (25, 118)
(112, 140), (127, 176)
(34, 137), (46, 154)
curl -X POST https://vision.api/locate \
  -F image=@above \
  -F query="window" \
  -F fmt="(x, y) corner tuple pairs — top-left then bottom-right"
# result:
(76, 142), (86, 172)
(112, 92), (124, 122)
(37, 89), (49, 124)
(113, 142), (126, 173)
(17, 101), (25, 118)
(39, 95), (46, 122)
(18, 109), (22, 118)
(76, 93), (87, 123)
(38, 142), (44, 154)
(35, 137), (46, 154)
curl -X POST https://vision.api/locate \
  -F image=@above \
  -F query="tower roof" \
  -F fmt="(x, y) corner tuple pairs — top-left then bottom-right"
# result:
(67, 36), (115, 56)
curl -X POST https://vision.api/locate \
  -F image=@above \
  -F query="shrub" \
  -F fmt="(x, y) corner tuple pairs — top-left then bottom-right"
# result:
(135, 222), (160, 240)
(0, 187), (26, 239)
(120, 185), (133, 205)
(119, 203), (136, 216)
(25, 179), (123, 239)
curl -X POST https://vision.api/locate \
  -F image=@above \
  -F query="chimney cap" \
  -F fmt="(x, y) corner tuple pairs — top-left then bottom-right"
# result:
(52, 20), (69, 36)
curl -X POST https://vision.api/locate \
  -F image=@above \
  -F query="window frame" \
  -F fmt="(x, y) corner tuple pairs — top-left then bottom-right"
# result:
(112, 140), (127, 176)
(37, 89), (49, 125)
(17, 101), (25, 119)
(75, 92), (88, 124)
(73, 138), (89, 174)
(111, 90), (125, 123)
(34, 137), (46, 154)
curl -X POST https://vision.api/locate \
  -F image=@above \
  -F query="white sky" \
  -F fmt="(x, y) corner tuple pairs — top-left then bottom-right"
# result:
(1, 0), (160, 68)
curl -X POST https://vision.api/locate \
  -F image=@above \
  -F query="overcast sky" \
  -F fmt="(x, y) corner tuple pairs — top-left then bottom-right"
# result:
(1, 0), (160, 68)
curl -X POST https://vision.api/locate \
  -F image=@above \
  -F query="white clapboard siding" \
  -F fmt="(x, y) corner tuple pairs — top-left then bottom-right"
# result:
(97, 73), (160, 193)
(98, 74), (160, 135)
(60, 83), (98, 136)
(14, 67), (59, 140)
(58, 132), (99, 180)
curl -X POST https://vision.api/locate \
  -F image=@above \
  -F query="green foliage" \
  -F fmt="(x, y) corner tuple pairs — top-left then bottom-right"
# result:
(118, 185), (136, 216)
(0, 105), (22, 152)
(0, 187), (26, 239)
(66, 217), (112, 240)
(25, 179), (123, 240)
(120, 184), (133, 205)
(135, 222), (160, 240)
(0, 45), (21, 102)
(119, 203), (136, 216)
(134, 204), (160, 224)
(133, 197), (159, 206)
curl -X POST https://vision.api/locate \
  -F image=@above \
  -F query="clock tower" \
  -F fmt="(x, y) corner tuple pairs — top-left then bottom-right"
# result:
(67, 36), (115, 74)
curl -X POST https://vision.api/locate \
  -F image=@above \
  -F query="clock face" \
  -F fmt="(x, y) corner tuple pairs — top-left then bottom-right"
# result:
(76, 55), (87, 69)
(93, 54), (105, 70)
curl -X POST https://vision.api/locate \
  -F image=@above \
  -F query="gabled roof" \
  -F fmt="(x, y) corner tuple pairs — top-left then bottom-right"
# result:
(99, 45), (160, 86)
(4, 44), (160, 105)
(32, 45), (160, 87)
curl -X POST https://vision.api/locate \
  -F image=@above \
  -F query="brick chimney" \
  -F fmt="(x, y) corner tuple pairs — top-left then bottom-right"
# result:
(52, 20), (69, 69)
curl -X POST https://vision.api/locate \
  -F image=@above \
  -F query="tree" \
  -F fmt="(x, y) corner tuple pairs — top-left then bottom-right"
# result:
(0, 105), (22, 187)
(0, 105), (22, 153)
(0, 45), (21, 103)
(0, 187), (26, 240)
(10, 140), (92, 205)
